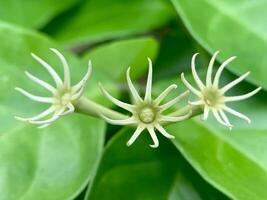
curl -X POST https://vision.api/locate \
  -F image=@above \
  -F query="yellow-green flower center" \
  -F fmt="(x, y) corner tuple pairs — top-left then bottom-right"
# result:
(54, 88), (72, 107)
(202, 87), (224, 107)
(138, 106), (156, 124)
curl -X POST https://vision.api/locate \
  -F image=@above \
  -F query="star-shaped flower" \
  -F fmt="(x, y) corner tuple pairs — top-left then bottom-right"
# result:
(181, 51), (261, 128)
(99, 58), (190, 148)
(15, 48), (91, 128)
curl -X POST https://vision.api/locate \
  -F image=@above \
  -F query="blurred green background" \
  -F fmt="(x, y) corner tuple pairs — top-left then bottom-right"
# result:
(0, 0), (266, 199)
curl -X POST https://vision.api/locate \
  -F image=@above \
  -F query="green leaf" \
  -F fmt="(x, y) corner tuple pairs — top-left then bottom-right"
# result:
(83, 37), (158, 81)
(45, 0), (174, 46)
(171, 0), (267, 89)
(82, 37), (159, 104)
(0, 22), (105, 199)
(155, 71), (267, 199)
(85, 128), (229, 200)
(0, 0), (78, 28)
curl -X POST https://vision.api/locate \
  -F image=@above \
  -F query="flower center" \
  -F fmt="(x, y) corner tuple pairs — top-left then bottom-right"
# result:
(202, 87), (224, 107)
(138, 106), (156, 124)
(54, 88), (72, 107)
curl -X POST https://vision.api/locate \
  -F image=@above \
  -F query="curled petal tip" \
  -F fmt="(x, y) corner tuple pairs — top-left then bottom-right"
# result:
(149, 144), (159, 148)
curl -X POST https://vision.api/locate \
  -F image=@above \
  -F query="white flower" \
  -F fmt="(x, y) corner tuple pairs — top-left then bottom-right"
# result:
(15, 48), (92, 128)
(99, 58), (190, 148)
(181, 51), (261, 129)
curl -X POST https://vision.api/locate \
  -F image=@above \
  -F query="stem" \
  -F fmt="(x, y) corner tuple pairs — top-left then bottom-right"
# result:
(74, 97), (128, 120)
(169, 104), (203, 119)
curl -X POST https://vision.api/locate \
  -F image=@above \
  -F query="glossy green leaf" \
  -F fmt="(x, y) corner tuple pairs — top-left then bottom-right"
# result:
(171, 0), (267, 89)
(0, 0), (78, 28)
(83, 37), (158, 81)
(0, 22), (105, 199)
(82, 37), (159, 104)
(45, 0), (174, 46)
(86, 128), (228, 200)
(154, 70), (267, 199)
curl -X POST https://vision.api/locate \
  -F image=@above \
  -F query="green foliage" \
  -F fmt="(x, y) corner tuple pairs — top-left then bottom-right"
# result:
(44, 0), (175, 46)
(0, 0), (78, 28)
(171, 0), (267, 90)
(0, 0), (265, 200)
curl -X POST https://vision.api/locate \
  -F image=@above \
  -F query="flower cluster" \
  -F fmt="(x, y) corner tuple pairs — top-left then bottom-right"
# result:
(15, 49), (261, 147)
(15, 48), (91, 128)
(181, 51), (261, 129)
(100, 58), (190, 148)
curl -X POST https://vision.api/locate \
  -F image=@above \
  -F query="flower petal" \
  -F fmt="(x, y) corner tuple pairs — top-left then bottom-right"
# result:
(25, 71), (56, 94)
(213, 56), (236, 87)
(202, 105), (209, 120)
(126, 67), (143, 103)
(101, 115), (136, 125)
(144, 58), (153, 102)
(159, 90), (189, 111)
(147, 127), (159, 148)
(223, 106), (251, 124)
(99, 83), (134, 112)
(191, 53), (205, 89)
(60, 103), (75, 116)
(206, 51), (219, 86)
(127, 126), (145, 146)
(224, 87), (261, 102)
(15, 87), (53, 103)
(31, 52), (63, 87)
(155, 124), (175, 139)
(221, 71), (250, 93)
(15, 106), (55, 122)
(154, 84), (177, 105)
(50, 48), (71, 87)
(161, 110), (192, 122)
(212, 109), (231, 127)
(219, 109), (233, 129)
(181, 73), (201, 97)
(72, 60), (92, 92)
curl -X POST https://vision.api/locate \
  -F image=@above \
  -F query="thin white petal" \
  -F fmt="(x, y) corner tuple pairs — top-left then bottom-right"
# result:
(161, 111), (191, 122)
(202, 106), (209, 120)
(50, 48), (70, 87)
(191, 53), (204, 89)
(37, 108), (65, 128)
(72, 60), (92, 92)
(15, 87), (53, 103)
(101, 115), (136, 125)
(213, 56), (236, 87)
(126, 67), (142, 103)
(15, 106), (55, 122)
(147, 127), (159, 148)
(30, 109), (64, 126)
(206, 51), (219, 86)
(189, 100), (203, 106)
(71, 87), (85, 101)
(212, 109), (230, 127)
(99, 83), (134, 112)
(221, 72), (250, 93)
(36, 116), (59, 128)
(127, 126), (145, 146)
(223, 106), (251, 124)
(155, 124), (175, 139)
(154, 84), (177, 105)
(181, 73), (201, 97)
(219, 109), (233, 129)
(31, 52), (63, 87)
(25, 71), (56, 93)
(224, 87), (261, 102)
(144, 58), (153, 102)
(60, 103), (75, 116)
(160, 90), (189, 111)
